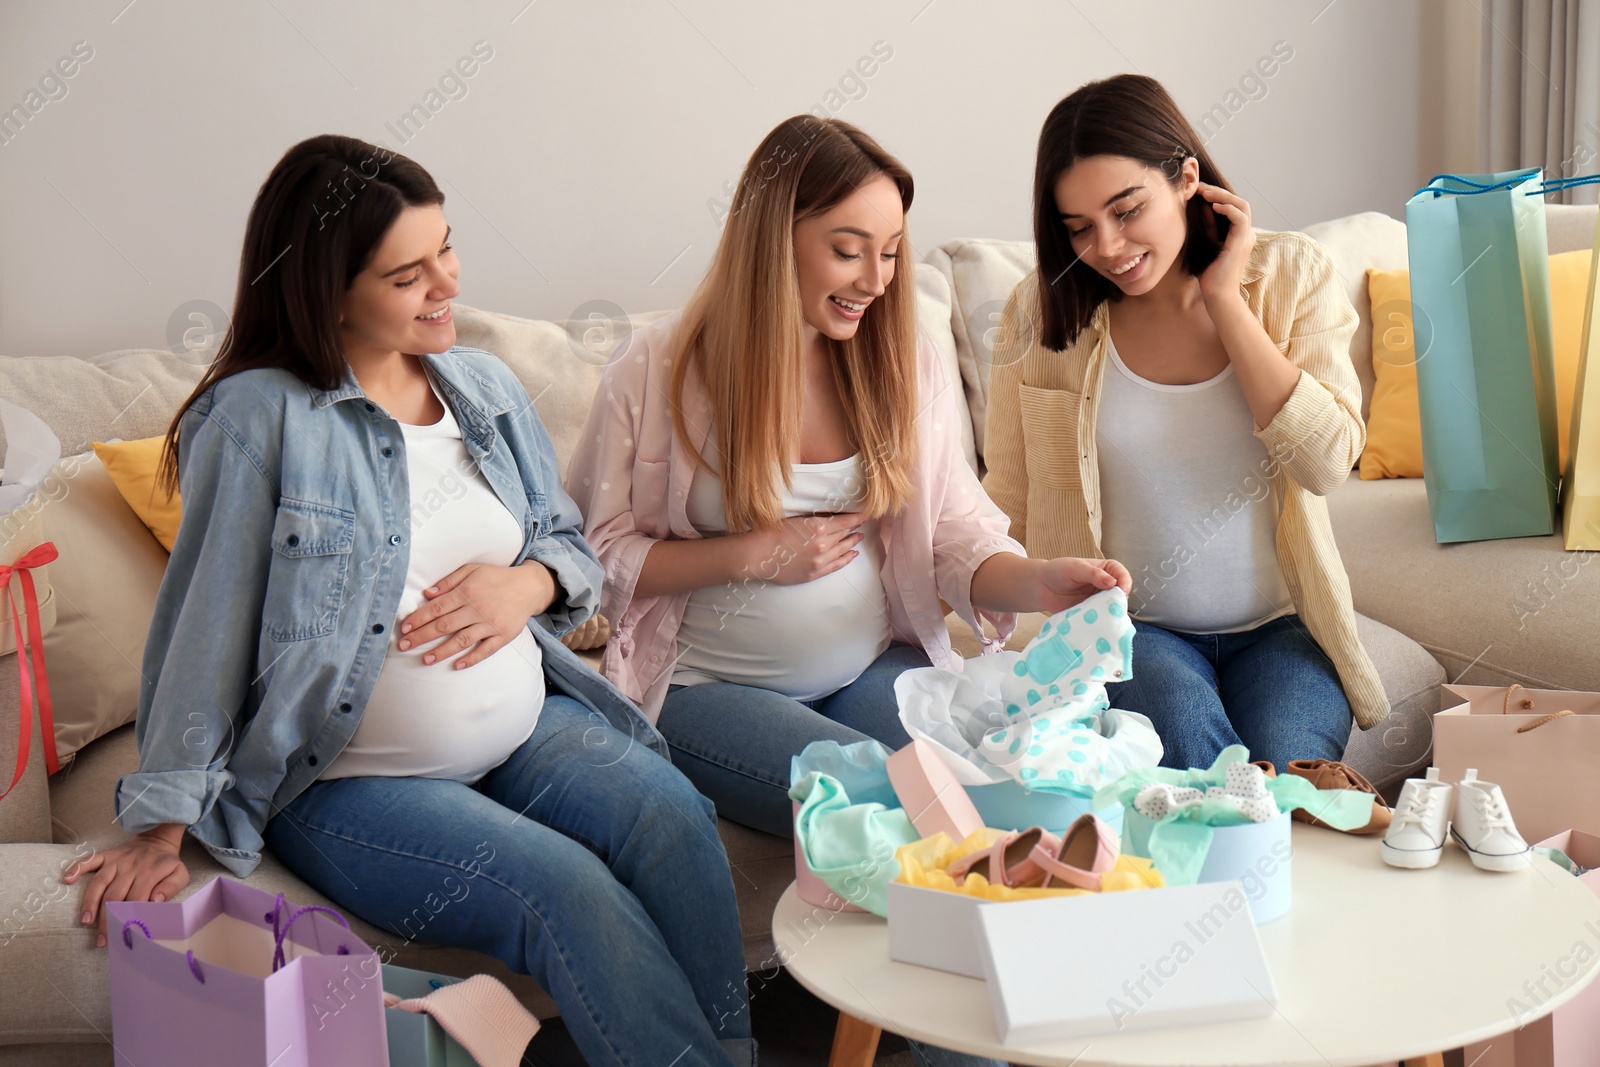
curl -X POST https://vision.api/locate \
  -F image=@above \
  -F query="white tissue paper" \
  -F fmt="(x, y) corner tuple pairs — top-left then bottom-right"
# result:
(896, 588), (1163, 797)
(0, 398), (62, 518)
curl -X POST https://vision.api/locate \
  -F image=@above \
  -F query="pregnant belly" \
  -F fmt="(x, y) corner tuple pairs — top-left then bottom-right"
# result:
(340, 628), (547, 781)
(674, 551), (891, 700)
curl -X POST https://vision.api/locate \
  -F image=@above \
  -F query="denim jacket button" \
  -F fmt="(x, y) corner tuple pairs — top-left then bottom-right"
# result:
(382, 447), (394, 458)
(372, 623), (385, 635)
(388, 534), (402, 546)
(286, 534), (299, 547)
(364, 403), (376, 413)
(307, 755), (318, 766)
(339, 702), (353, 712)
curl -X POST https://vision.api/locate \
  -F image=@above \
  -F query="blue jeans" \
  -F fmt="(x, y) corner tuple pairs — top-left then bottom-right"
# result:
(1106, 615), (1353, 773)
(265, 695), (753, 1067)
(658, 645), (1006, 1067)
(657, 643), (930, 838)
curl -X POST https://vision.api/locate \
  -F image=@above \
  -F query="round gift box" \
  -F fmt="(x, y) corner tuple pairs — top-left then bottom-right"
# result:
(965, 779), (1124, 836)
(1121, 808), (1292, 924)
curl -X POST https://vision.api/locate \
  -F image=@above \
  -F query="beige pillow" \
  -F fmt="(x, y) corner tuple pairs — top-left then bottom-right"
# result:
(921, 239), (1039, 472)
(452, 303), (670, 476)
(35, 451), (168, 766)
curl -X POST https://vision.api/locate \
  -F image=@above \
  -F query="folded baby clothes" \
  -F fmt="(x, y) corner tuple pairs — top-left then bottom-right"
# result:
(1133, 762), (1280, 823)
(790, 762), (919, 917)
(977, 588), (1161, 795)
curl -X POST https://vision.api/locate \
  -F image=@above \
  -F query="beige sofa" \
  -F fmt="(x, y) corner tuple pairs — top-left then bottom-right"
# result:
(1, 207), (1594, 1063)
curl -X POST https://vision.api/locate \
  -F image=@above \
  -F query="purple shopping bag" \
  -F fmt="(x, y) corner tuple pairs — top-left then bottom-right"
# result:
(106, 876), (388, 1066)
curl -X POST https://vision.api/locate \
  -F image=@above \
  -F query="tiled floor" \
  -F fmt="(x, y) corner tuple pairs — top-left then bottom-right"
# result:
(522, 967), (915, 1065)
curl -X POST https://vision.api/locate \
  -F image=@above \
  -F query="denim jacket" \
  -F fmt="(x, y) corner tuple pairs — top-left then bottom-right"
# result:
(114, 347), (665, 877)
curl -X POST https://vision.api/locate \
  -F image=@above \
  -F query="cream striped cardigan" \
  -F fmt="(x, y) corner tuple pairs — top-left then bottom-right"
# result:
(982, 230), (1388, 730)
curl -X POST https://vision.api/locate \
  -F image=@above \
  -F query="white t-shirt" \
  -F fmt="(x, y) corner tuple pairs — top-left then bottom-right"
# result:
(319, 378), (545, 783)
(671, 441), (892, 700)
(1095, 337), (1294, 634)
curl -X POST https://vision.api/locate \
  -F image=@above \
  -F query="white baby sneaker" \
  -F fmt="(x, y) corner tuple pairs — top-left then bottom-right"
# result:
(1381, 767), (1452, 869)
(1450, 768), (1531, 872)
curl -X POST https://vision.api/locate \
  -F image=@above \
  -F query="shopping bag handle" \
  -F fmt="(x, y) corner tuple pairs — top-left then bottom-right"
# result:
(267, 892), (352, 972)
(1414, 172), (1600, 199)
(119, 917), (209, 984)
(1516, 709), (1575, 733)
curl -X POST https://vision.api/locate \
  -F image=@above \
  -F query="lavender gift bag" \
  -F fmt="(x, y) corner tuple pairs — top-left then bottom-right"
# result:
(106, 876), (388, 1066)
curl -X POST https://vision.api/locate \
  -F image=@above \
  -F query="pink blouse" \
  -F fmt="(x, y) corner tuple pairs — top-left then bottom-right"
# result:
(565, 314), (1025, 722)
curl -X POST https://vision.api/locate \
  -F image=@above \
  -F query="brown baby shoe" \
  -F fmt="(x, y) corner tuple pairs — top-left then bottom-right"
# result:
(1285, 759), (1392, 835)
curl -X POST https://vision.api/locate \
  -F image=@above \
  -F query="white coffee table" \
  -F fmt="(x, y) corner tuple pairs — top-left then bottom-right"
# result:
(772, 825), (1600, 1066)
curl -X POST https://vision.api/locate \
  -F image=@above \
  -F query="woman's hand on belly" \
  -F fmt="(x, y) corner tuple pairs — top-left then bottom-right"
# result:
(743, 512), (866, 586)
(396, 560), (556, 669)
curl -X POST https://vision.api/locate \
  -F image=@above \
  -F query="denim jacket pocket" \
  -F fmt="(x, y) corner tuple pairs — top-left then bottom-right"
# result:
(263, 498), (356, 643)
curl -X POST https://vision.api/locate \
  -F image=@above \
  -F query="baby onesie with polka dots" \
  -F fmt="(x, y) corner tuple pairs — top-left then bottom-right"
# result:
(976, 587), (1162, 796)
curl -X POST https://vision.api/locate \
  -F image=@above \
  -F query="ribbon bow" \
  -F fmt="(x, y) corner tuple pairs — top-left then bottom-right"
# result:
(1, 541), (59, 802)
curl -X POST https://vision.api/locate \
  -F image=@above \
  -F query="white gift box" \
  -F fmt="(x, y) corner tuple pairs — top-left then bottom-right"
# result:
(885, 881), (993, 978)
(0, 492), (56, 656)
(974, 882), (1278, 1043)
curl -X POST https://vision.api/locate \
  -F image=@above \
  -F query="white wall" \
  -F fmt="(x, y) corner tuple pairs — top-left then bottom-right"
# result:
(0, 0), (1459, 358)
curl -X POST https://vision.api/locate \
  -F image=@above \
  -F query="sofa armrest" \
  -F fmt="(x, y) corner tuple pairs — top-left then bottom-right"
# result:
(0, 649), (52, 844)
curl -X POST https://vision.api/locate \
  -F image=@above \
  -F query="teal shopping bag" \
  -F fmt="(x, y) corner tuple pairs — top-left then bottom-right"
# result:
(1404, 169), (1560, 542)
(381, 965), (475, 1067)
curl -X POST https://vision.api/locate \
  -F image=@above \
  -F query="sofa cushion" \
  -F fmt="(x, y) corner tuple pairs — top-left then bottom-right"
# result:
(0, 350), (204, 460)
(911, 261), (979, 473)
(450, 304), (667, 477)
(1343, 613), (1444, 795)
(1328, 476), (1600, 692)
(27, 453), (168, 768)
(1547, 203), (1600, 255)
(922, 239), (1037, 471)
(90, 438), (180, 551)
(1300, 211), (1410, 424)
(453, 265), (977, 478)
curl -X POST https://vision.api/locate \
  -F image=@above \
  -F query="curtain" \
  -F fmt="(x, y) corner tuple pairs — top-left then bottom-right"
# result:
(1482, 0), (1600, 204)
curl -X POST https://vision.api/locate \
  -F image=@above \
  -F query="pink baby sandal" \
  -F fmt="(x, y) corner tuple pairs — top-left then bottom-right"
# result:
(1030, 814), (1119, 891)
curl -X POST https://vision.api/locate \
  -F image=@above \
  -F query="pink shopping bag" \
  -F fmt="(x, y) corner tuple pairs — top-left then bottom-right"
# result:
(1464, 829), (1600, 1067)
(105, 876), (388, 1066)
(1433, 684), (1600, 844)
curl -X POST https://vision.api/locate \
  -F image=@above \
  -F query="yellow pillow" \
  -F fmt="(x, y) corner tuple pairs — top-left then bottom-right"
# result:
(92, 437), (182, 551)
(1360, 249), (1594, 479)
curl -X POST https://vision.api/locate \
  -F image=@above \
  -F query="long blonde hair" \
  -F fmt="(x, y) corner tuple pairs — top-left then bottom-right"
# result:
(669, 116), (919, 533)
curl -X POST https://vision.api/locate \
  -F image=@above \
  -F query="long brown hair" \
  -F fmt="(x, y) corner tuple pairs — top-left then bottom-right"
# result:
(156, 134), (444, 495)
(669, 116), (919, 533)
(1033, 74), (1233, 350)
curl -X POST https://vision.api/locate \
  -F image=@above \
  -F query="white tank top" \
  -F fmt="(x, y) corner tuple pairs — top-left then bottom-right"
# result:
(319, 376), (546, 783)
(1095, 337), (1294, 634)
(671, 439), (892, 700)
